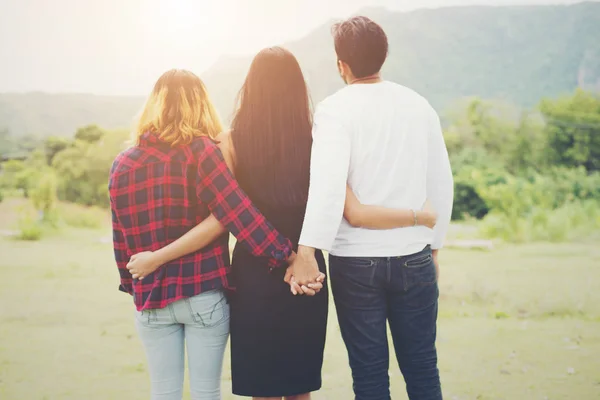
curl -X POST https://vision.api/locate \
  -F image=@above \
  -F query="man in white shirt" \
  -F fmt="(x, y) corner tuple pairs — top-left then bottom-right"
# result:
(290, 16), (453, 400)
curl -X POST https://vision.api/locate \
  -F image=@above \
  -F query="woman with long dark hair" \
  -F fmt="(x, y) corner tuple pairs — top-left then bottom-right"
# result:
(225, 47), (327, 399)
(126, 48), (436, 400)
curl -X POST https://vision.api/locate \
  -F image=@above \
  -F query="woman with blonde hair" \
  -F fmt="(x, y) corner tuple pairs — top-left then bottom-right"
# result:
(125, 51), (436, 400)
(109, 69), (299, 400)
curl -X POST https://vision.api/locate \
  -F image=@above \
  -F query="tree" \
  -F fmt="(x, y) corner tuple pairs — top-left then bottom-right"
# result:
(0, 128), (12, 155)
(74, 125), (105, 144)
(19, 134), (43, 153)
(444, 98), (525, 161)
(465, 99), (521, 156)
(52, 127), (129, 207)
(6, 150), (48, 198)
(505, 111), (546, 174)
(43, 136), (71, 165)
(30, 169), (58, 221)
(540, 90), (600, 172)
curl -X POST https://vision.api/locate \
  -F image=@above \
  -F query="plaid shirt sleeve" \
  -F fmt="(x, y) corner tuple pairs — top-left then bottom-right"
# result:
(196, 143), (292, 268)
(111, 205), (133, 294)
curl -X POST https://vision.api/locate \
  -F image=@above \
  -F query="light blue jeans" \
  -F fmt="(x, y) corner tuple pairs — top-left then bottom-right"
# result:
(134, 290), (230, 400)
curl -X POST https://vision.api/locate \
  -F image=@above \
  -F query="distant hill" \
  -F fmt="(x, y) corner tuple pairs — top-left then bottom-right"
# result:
(1, 2), (599, 138)
(0, 93), (144, 138)
(204, 2), (600, 119)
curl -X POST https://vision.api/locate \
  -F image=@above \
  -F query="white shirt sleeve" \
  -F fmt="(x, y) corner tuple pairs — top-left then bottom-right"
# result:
(298, 103), (351, 251)
(427, 106), (454, 249)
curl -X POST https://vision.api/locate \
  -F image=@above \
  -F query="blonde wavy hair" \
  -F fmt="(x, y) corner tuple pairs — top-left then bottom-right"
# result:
(135, 69), (223, 146)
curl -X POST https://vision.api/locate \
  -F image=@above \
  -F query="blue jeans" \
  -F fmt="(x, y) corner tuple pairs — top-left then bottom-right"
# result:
(329, 246), (442, 400)
(134, 290), (230, 400)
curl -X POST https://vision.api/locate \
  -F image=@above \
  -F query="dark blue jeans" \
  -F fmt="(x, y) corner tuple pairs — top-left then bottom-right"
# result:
(329, 246), (442, 400)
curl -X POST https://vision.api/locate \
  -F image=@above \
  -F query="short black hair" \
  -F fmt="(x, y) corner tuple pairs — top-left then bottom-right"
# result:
(332, 16), (388, 78)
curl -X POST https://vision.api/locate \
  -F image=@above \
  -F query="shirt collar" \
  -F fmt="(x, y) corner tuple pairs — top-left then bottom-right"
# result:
(138, 131), (217, 147)
(138, 132), (168, 147)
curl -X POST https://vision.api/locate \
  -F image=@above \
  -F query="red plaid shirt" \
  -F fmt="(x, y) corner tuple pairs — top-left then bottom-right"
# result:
(109, 133), (293, 311)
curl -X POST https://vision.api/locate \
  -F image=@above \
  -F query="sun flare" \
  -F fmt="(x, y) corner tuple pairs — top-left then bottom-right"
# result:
(139, 0), (237, 69)
(147, 0), (208, 34)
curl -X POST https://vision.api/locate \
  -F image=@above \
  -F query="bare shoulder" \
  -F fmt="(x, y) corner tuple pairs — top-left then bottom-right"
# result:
(216, 130), (234, 154)
(216, 130), (232, 143)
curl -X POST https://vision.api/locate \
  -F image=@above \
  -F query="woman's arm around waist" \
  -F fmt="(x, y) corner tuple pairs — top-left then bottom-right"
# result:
(344, 186), (437, 229)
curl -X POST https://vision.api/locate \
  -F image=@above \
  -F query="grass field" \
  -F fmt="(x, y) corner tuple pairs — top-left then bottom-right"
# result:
(0, 200), (599, 399)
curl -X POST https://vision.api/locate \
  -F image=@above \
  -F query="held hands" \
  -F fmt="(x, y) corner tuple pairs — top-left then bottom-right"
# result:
(128, 247), (327, 296)
(284, 267), (325, 296)
(126, 251), (162, 280)
(283, 247), (325, 297)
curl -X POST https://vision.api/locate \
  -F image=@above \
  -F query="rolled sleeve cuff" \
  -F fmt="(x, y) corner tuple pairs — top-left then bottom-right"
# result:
(298, 235), (334, 253)
(431, 241), (444, 250)
(431, 228), (448, 250)
(267, 240), (293, 270)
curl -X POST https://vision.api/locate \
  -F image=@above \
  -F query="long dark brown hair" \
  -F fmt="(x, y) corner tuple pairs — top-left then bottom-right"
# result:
(230, 46), (313, 206)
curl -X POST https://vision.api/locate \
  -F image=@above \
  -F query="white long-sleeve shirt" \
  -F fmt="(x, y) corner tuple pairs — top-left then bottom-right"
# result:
(298, 81), (454, 257)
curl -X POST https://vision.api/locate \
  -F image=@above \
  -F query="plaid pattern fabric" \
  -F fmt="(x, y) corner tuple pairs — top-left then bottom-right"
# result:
(109, 133), (292, 311)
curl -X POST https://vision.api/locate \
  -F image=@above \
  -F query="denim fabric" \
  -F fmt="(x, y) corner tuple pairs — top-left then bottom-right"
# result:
(330, 246), (442, 400)
(134, 289), (229, 400)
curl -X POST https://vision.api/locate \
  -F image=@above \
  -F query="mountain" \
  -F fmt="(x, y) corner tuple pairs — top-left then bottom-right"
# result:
(1, 2), (599, 138)
(204, 1), (600, 118)
(0, 93), (144, 139)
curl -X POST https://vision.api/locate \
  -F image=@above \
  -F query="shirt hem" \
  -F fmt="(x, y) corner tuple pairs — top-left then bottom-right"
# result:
(329, 243), (430, 258)
(130, 280), (232, 312)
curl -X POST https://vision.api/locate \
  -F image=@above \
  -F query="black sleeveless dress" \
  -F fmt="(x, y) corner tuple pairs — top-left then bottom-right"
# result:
(229, 197), (329, 397)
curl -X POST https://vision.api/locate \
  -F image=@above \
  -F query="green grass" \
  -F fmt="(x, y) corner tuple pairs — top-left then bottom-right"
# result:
(57, 203), (107, 230)
(0, 201), (599, 399)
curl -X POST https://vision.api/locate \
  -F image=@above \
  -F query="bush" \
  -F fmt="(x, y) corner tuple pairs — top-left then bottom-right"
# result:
(30, 170), (58, 221)
(14, 168), (39, 198)
(479, 200), (600, 243)
(453, 178), (488, 220)
(544, 167), (600, 204)
(16, 211), (43, 241)
(478, 212), (528, 243)
(540, 89), (600, 172)
(52, 128), (128, 208)
(0, 159), (26, 190)
(451, 157), (509, 220)
(471, 164), (600, 242)
(59, 204), (105, 229)
(0, 189), (3, 203)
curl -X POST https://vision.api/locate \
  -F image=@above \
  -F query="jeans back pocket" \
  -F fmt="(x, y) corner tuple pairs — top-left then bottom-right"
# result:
(187, 291), (230, 328)
(402, 250), (437, 291)
(404, 253), (433, 268)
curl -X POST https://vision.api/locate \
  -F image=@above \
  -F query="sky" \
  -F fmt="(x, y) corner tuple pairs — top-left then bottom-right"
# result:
(0, 0), (587, 95)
